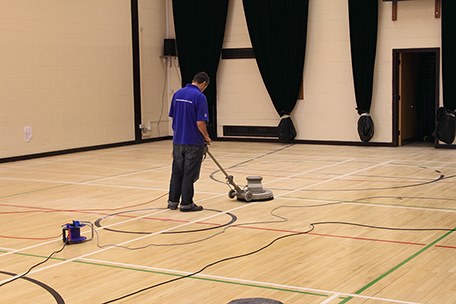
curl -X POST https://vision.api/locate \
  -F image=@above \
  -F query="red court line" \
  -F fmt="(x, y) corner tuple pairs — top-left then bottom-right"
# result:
(1, 204), (452, 250)
(0, 234), (60, 240)
(236, 225), (427, 246)
(435, 244), (456, 249)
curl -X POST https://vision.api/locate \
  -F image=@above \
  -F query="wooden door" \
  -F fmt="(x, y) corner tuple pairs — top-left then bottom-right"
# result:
(399, 53), (419, 144)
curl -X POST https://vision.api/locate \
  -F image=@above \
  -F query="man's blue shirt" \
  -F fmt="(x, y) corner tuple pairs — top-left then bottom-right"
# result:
(169, 84), (209, 145)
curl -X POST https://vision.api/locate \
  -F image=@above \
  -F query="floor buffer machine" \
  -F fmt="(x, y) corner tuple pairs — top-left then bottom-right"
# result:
(205, 147), (274, 202)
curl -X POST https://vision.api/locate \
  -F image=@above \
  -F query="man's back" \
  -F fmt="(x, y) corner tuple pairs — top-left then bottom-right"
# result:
(169, 84), (209, 145)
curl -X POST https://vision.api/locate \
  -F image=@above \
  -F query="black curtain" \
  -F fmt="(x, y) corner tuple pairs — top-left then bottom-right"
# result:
(442, 0), (456, 111)
(243, 0), (309, 143)
(435, 0), (456, 144)
(348, 0), (378, 142)
(172, 0), (229, 138)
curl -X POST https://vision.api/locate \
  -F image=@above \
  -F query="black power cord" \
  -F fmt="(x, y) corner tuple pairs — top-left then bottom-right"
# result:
(101, 224), (315, 304)
(0, 192), (168, 288)
(0, 242), (67, 288)
(100, 156), (455, 302)
(101, 215), (456, 303)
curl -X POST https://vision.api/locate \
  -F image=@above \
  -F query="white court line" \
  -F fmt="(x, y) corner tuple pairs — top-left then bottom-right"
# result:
(1, 156), (412, 303)
(319, 293), (341, 304)
(0, 176), (220, 195)
(0, 194), (254, 285)
(0, 176), (75, 185)
(79, 164), (172, 183)
(65, 158), (363, 195)
(80, 258), (418, 304)
(0, 186), (232, 260)
(81, 182), (221, 195)
(0, 164), (225, 196)
(0, 164), (171, 186)
(0, 178), (174, 195)
(279, 196), (456, 214)
(0, 247), (16, 252)
(0, 157), (379, 285)
(0, 208), (169, 259)
(1, 183), (243, 259)
(277, 160), (393, 197)
(265, 158), (357, 185)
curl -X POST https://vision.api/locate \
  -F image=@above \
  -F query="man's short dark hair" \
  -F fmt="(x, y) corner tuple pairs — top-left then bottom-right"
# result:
(193, 72), (210, 84)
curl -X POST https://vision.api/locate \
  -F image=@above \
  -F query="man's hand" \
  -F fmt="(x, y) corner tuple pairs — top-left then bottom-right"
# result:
(197, 121), (211, 145)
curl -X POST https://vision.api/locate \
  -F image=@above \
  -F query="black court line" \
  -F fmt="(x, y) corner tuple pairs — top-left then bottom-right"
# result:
(95, 208), (237, 234)
(0, 270), (65, 304)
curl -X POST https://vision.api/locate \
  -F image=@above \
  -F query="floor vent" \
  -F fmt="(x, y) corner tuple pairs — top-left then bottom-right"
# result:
(221, 48), (255, 59)
(223, 125), (277, 138)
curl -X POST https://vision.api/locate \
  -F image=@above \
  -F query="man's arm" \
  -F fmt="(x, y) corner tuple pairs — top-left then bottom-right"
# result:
(197, 121), (211, 144)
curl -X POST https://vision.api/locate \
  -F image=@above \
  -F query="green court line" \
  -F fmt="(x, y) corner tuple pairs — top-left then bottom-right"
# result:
(338, 228), (456, 304)
(14, 252), (66, 261)
(7, 227), (455, 302)
(8, 251), (328, 298)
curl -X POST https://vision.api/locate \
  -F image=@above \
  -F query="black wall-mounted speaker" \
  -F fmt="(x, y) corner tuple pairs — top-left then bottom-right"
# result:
(164, 38), (177, 56)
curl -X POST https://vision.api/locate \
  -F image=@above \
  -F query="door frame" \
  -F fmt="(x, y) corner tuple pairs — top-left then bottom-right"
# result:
(392, 48), (440, 147)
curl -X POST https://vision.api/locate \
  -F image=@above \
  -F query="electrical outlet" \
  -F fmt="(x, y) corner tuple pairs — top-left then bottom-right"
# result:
(140, 123), (151, 134)
(24, 126), (33, 142)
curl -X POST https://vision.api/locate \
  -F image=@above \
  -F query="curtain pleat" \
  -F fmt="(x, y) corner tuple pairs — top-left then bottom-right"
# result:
(442, 0), (456, 111)
(243, 0), (309, 142)
(172, 0), (230, 138)
(348, 0), (378, 142)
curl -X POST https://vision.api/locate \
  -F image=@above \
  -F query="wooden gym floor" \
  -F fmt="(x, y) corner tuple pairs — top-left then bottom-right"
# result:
(0, 140), (455, 303)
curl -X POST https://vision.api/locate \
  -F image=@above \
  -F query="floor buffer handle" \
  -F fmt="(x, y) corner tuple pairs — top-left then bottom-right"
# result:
(205, 147), (243, 193)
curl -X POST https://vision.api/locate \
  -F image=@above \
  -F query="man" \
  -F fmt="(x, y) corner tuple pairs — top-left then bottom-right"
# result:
(167, 72), (211, 212)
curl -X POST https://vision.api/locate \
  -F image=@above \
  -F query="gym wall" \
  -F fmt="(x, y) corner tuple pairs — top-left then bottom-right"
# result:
(216, 0), (441, 143)
(137, 0), (174, 140)
(1, 0), (443, 160)
(1, 0), (135, 159)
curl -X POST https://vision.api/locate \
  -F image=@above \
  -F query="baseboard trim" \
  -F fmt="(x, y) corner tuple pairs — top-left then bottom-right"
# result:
(217, 137), (395, 147)
(435, 143), (456, 149)
(0, 136), (172, 163)
(5, 136), (451, 163)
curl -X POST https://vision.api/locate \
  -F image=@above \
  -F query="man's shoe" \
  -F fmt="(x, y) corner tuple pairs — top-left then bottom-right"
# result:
(179, 204), (203, 212)
(168, 201), (179, 210)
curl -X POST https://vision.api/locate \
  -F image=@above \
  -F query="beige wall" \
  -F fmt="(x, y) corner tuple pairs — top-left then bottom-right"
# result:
(1, 0), (443, 159)
(138, 0), (175, 139)
(0, 0), (135, 158)
(216, 0), (441, 143)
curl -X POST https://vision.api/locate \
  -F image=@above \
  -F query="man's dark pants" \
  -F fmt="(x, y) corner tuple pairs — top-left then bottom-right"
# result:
(168, 144), (204, 206)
